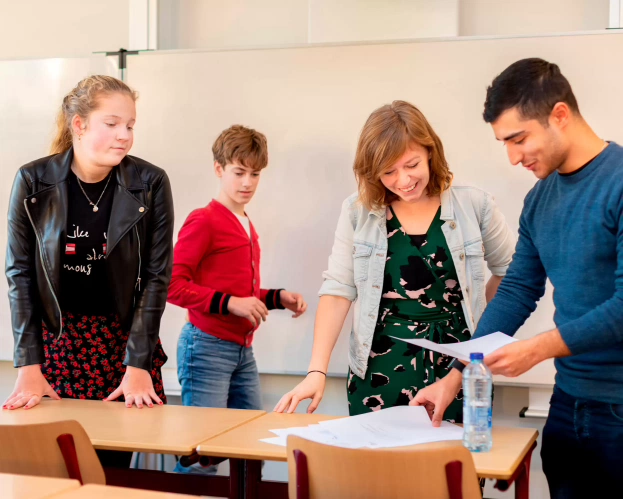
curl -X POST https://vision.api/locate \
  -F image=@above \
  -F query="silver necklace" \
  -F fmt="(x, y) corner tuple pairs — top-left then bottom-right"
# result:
(76, 171), (113, 212)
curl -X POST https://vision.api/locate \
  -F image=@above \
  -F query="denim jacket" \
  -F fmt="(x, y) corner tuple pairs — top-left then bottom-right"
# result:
(318, 184), (516, 379)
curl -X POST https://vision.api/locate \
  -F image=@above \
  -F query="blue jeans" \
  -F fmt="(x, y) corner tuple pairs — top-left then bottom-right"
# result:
(541, 385), (623, 499)
(173, 322), (262, 474)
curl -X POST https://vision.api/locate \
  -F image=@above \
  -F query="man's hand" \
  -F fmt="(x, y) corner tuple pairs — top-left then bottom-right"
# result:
(485, 329), (570, 377)
(410, 369), (462, 427)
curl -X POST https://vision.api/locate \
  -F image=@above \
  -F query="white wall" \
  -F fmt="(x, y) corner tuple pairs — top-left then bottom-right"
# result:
(157, 0), (309, 49)
(0, 0), (129, 60)
(459, 0), (610, 36)
(307, 0), (459, 43)
(0, 0), (612, 61)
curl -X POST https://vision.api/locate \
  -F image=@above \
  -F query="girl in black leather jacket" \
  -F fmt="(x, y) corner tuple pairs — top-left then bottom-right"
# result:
(3, 76), (174, 429)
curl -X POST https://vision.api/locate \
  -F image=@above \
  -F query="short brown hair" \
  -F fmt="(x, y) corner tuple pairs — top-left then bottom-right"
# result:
(353, 101), (453, 211)
(212, 125), (268, 171)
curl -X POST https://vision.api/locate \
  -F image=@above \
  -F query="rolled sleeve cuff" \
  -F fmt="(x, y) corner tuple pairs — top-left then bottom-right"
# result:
(318, 278), (357, 301)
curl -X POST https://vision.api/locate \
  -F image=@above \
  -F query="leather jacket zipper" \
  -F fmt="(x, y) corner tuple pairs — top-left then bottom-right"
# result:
(133, 225), (142, 307)
(24, 198), (63, 340)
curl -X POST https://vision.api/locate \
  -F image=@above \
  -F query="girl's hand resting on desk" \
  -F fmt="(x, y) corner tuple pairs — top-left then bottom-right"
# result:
(279, 291), (308, 318)
(2, 365), (61, 410)
(274, 371), (326, 414)
(105, 366), (163, 408)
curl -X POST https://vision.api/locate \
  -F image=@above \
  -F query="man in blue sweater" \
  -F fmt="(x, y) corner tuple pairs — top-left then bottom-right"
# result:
(413, 58), (623, 498)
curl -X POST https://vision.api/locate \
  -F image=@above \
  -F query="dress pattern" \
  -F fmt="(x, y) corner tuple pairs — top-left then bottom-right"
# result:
(347, 206), (471, 421)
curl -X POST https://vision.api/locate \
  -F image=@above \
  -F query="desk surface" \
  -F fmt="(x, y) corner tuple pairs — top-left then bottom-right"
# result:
(197, 412), (340, 461)
(0, 472), (79, 499)
(197, 412), (539, 480)
(0, 399), (265, 455)
(53, 484), (219, 498)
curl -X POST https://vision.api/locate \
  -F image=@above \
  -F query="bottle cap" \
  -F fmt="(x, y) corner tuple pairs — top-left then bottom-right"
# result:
(470, 352), (484, 361)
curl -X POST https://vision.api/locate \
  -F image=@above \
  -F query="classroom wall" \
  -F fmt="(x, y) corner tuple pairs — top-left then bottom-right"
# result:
(0, 0), (612, 61)
(157, 0), (612, 51)
(458, 0), (610, 36)
(157, 0), (309, 49)
(307, 0), (459, 42)
(0, 0), (129, 59)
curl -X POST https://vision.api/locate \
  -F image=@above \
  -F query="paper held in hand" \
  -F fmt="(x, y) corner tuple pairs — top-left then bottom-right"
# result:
(390, 332), (517, 362)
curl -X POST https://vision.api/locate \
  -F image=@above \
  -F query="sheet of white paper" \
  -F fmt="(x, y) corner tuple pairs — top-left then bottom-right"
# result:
(267, 424), (365, 448)
(319, 406), (462, 448)
(262, 406), (464, 449)
(390, 331), (517, 361)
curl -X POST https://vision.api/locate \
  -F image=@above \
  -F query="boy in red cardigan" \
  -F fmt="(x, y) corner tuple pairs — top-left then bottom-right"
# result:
(168, 125), (306, 473)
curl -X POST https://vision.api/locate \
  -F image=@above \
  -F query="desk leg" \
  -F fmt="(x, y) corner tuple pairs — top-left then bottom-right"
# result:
(245, 459), (262, 499)
(494, 441), (537, 499)
(230, 459), (245, 499)
(513, 443), (534, 499)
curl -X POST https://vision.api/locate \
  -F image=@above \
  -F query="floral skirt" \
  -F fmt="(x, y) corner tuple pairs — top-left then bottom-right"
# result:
(42, 311), (167, 402)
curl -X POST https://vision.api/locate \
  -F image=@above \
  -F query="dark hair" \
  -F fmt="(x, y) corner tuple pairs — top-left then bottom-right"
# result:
(483, 58), (579, 124)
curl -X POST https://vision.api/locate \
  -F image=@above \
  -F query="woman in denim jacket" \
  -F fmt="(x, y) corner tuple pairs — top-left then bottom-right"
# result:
(276, 101), (516, 420)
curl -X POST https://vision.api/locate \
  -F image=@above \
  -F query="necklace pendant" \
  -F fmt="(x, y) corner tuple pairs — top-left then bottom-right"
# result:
(93, 205), (99, 213)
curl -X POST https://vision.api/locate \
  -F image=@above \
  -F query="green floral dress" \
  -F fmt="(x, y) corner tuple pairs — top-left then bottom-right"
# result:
(347, 205), (471, 422)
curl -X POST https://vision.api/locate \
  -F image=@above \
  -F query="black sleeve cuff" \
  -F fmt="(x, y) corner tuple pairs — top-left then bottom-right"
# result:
(266, 289), (286, 310)
(209, 292), (231, 315)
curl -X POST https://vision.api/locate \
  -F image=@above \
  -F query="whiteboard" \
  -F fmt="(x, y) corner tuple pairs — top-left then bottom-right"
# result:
(4, 32), (620, 388)
(0, 55), (116, 361)
(127, 32), (623, 385)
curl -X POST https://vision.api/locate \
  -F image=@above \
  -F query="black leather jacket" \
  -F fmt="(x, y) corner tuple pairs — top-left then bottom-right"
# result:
(6, 149), (174, 371)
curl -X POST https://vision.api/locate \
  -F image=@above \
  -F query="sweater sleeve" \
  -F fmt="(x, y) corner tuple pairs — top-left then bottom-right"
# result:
(260, 289), (286, 310)
(167, 210), (231, 315)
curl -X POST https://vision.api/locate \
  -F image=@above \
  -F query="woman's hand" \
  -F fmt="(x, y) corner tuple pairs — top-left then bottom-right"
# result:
(280, 291), (308, 318)
(409, 368), (463, 426)
(3, 365), (61, 410)
(105, 366), (163, 408)
(274, 371), (326, 413)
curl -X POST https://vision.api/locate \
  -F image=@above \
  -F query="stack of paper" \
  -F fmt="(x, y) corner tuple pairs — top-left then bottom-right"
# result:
(390, 331), (516, 362)
(261, 406), (463, 449)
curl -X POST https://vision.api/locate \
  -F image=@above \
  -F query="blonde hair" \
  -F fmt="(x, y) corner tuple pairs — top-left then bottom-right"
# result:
(50, 75), (138, 154)
(212, 125), (268, 172)
(353, 100), (453, 211)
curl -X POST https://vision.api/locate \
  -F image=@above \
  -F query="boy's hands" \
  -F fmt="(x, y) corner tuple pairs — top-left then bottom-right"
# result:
(280, 291), (307, 318)
(227, 291), (307, 326)
(228, 296), (269, 327)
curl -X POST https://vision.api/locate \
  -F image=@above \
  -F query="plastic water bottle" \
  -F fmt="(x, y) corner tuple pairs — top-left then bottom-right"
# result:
(462, 352), (493, 452)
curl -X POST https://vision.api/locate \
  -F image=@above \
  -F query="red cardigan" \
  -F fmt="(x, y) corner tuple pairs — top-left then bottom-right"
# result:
(167, 200), (283, 346)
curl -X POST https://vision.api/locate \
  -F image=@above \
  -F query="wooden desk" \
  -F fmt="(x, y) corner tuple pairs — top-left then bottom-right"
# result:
(0, 472), (79, 499)
(0, 399), (264, 455)
(197, 412), (539, 499)
(0, 400), (265, 498)
(197, 413), (341, 461)
(53, 483), (219, 498)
